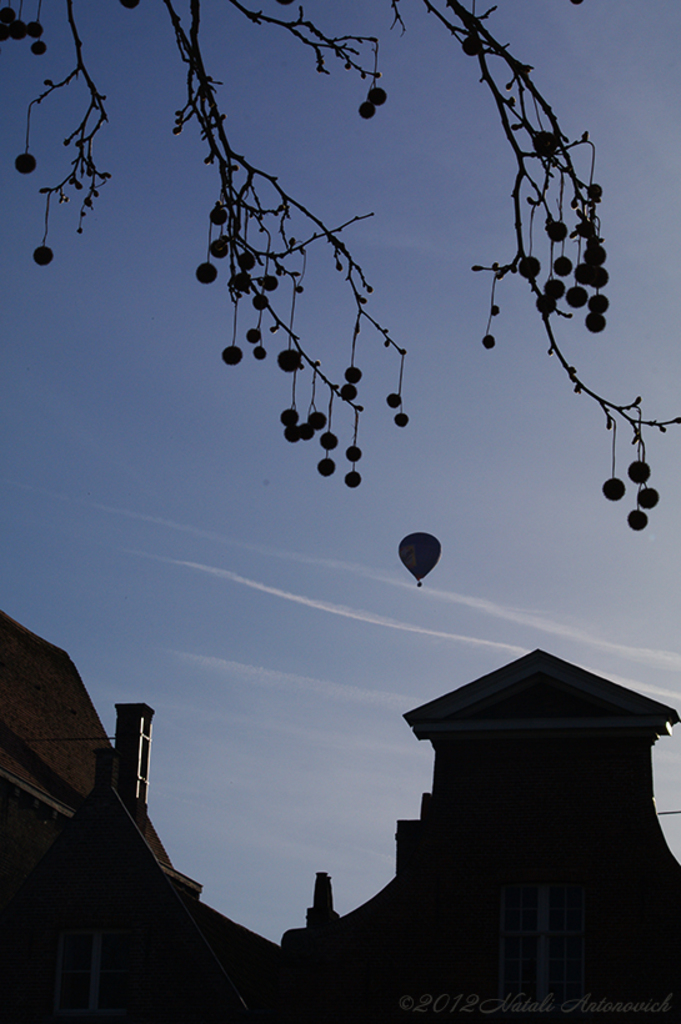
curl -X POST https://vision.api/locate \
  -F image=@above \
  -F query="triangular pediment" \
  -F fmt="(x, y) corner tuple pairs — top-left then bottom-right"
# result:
(405, 650), (679, 741)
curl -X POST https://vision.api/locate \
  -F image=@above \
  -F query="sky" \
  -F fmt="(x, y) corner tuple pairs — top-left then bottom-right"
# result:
(2, 0), (681, 944)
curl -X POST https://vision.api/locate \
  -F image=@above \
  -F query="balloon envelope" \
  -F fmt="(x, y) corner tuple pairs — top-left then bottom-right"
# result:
(399, 533), (442, 585)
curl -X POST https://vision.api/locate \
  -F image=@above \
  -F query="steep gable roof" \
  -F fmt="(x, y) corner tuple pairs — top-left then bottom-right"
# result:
(0, 610), (109, 806)
(405, 649), (680, 740)
(0, 609), (171, 866)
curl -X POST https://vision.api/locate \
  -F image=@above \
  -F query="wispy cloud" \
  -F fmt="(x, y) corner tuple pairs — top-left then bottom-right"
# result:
(10, 484), (681, 679)
(135, 552), (528, 657)
(175, 652), (415, 709)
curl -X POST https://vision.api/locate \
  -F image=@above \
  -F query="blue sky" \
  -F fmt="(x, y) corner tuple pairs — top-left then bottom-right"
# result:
(2, 0), (681, 943)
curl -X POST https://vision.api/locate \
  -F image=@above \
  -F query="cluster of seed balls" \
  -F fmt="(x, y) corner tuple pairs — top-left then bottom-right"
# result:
(0, 7), (45, 49)
(603, 460), (659, 531)
(482, 204), (609, 349)
(280, 403), (363, 488)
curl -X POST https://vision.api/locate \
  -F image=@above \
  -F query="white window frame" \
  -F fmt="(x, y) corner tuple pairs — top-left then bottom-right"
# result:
(499, 885), (584, 1004)
(55, 930), (129, 1016)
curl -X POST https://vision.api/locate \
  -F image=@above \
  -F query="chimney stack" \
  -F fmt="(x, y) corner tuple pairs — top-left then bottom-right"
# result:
(306, 872), (339, 927)
(114, 703), (154, 827)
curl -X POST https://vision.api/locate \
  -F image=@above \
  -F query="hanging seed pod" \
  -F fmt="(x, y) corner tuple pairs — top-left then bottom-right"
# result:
(33, 246), (53, 266)
(638, 487), (659, 509)
(628, 509), (648, 531)
(221, 345), (243, 365)
(602, 478), (625, 501)
(320, 431), (338, 450)
(277, 349), (302, 372)
(196, 262), (217, 283)
(628, 461), (651, 484)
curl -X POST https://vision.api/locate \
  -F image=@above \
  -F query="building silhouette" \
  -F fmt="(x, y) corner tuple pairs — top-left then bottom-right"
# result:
(2, 611), (680, 1021)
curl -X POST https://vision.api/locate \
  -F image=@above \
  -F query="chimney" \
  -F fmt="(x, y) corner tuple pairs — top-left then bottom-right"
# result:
(114, 703), (154, 827)
(306, 872), (339, 927)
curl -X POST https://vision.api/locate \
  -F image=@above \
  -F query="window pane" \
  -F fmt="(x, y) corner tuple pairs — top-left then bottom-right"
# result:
(503, 935), (537, 998)
(62, 933), (93, 972)
(59, 972), (91, 1010)
(59, 934), (93, 1010)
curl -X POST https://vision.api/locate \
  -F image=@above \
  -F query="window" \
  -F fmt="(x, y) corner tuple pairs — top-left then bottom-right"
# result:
(56, 931), (129, 1014)
(500, 885), (584, 1004)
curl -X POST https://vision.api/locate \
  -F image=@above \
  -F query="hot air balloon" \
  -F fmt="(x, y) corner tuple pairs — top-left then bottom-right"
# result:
(398, 533), (442, 587)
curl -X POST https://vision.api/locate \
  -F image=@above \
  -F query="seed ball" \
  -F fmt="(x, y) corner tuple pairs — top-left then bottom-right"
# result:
(462, 34), (481, 55)
(33, 245), (53, 265)
(252, 293), (268, 311)
(196, 262), (217, 284)
(386, 393), (402, 408)
(119, 0), (141, 7)
(0, 23), (9, 38)
(209, 205), (227, 225)
(210, 237), (229, 259)
(340, 383), (358, 401)
(308, 411), (327, 431)
(554, 255), (573, 277)
(31, 40), (47, 54)
(585, 312), (606, 333)
(253, 346), (267, 360)
(280, 408), (299, 427)
(628, 460), (651, 484)
(26, 21), (43, 37)
(588, 294), (609, 314)
(544, 278), (565, 300)
(536, 294), (556, 315)
(638, 487), (659, 509)
(221, 345), (242, 365)
(277, 348), (302, 373)
(0, 7), (16, 23)
(588, 182), (603, 201)
(394, 412), (409, 427)
(284, 424), (300, 443)
(628, 509), (648, 531)
(482, 334), (495, 349)
(246, 328), (261, 344)
(602, 477), (625, 501)
(262, 275), (278, 292)
(546, 220), (568, 243)
(345, 366), (362, 384)
(231, 271), (251, 293)
(317, 458), (336, 477)
(345, 471), (361, 488)
(346, 445), (362, 462)
(534, 132), (557, 157)
(276, 0), (296, 5)
(359, 101), (376, 119)
(584, 244), (606, 266)
(367, 87), (387, 106)
(298, 422), (314, 440)
(518, 256), (541, 279)
(566, 286), (588, 308)
(9, 18), (26, 38)
(574, 262), (597, 286)
(591, 266), (609, 289)
(15, 153), (36, 174)
(237, 250), (256, 271)
(320, 431), (338, 450)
